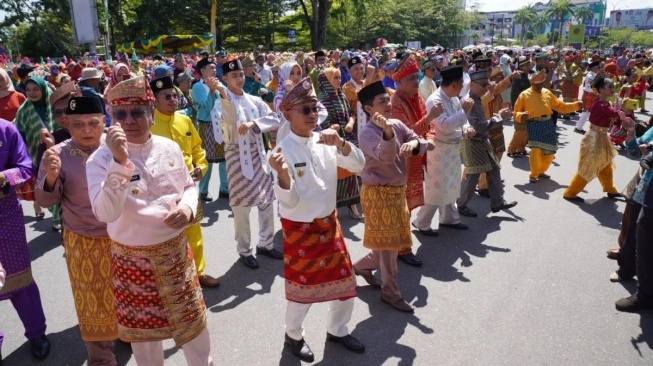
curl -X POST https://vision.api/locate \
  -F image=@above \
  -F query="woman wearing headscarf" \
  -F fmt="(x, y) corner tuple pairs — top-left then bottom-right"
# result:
(103, 62), (131, 98)
(0, 68), (27, 122)
(318, 67), (363, 219)
(14, 77), (55, 220)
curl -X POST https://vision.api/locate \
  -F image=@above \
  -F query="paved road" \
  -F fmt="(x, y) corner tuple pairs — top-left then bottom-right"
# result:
(2, 104), (653, 366)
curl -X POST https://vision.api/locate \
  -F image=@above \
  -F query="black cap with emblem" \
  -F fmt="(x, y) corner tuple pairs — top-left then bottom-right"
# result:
(149, 76), (175, 94)
(222, 59), (244, 75)
(348, 56), (363, 69)
(66, 96), (105, 115)
(195, 57), (216, 72)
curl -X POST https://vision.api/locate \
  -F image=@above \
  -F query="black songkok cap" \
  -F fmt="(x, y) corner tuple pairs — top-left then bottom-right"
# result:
(357, 81), (387, 105)
(150, 76), (175, 94)
(588, 60), (601, 69)
(315, 50), (326, 58)
(222, 59), (244, 75)
(66, 96), (104, 115)
(196, 57), (216, 72)
(440, 65), (463, 82)
(348, 56), (363, 69)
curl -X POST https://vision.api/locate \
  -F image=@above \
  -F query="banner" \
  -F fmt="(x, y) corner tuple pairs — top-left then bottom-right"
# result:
(568, 25), (585, 46)
(608, 9), (653, 30)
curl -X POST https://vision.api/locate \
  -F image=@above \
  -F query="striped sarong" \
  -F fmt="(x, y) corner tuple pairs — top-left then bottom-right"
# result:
(336, 175), (360, 208)
(360, 184), (412, 251)
(527, 118), (558, 155)
(63, 230), (118, 341)
(461, 138), (499, 175)
(198, 122), (225, 163)
(224, 142), (274, 208)
(111, 233), (207, 347)
(281, 211), (357, 304)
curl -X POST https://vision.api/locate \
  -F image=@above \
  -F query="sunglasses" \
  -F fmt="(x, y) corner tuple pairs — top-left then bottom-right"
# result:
(160, 93), (178, 101)
(113, 108), (149, 121)
(53, 109), (66, 118)
(292, 105), (319, 115)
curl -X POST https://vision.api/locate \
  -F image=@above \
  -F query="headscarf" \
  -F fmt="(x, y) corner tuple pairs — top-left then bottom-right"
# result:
(104, 62), (130, 98)
(0, 68), (16, 98)
(273, 61), (300, 113)
(14, 77), (54, 162)
(317, 68), (353, 133)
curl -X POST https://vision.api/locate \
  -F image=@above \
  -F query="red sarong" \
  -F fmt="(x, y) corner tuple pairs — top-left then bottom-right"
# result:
(281, 211), (357, 304)
(582, 92), (598, 111)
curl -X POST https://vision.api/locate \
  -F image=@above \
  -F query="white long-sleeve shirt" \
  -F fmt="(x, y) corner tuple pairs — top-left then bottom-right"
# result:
(86, 135), (198, 246)
(272, 131), (365, 222)
(426, 88), (469, 143)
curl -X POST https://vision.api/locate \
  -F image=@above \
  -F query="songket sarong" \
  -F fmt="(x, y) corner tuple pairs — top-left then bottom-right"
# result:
(461, 138), (499, 175)
(198, 122), (225, 163)
(360, 184), (411, 251)
(224, 142), (274, 207)
(190, 200), (204, 226)
(527, 118), (558, 155)
(405, 155), (425, 211)
(561, 80), (576, 102)
(582, 92), (598, 112)
(336, 175), (360, 208)
(488, 124), (506, 156)
(424, 140), (461, 206)
(281, 211), (357, 304)
(0, 191), (34, 300)
(63, 230), (118, 341)
(111, 233), (207, 347)
(577, 124), (618, 182)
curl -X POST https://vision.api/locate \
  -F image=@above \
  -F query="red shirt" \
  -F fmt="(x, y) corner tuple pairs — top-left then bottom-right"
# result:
(0, 92), (27, 122)
(589, 100), (619, 128)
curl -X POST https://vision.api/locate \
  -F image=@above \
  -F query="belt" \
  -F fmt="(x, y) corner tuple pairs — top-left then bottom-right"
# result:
(198, 120), (211, 124)
(528, 116), (550, 122)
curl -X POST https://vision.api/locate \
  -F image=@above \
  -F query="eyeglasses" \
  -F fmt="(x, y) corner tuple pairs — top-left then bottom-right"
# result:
(113, 108), (149, 121)
(160, 93), (178, 101)
(53, 109), (66, 118)
(292, 105), (318, 115)
(474, 82), (489, 88)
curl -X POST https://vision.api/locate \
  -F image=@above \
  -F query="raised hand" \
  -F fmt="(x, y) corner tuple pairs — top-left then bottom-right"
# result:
(462, 98), (474, 113)
(317, 128), (345, 147)
(106, 122), (129, 164)
(42, 148), (61, 178)
(268, 147), (288, 173)
(399, 140), (419, 157)
(427, 102), (444, 121)
(499, 107), (512, 120)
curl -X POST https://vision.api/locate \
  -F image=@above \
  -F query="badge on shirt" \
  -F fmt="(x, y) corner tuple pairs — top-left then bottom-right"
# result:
(130, 174), (140, 182)
(297, 169), (305, 178)
(294, 163), (306, 167)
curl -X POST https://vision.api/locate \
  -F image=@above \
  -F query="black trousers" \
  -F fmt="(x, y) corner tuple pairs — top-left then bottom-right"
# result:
(617, 201), (642, 279)
(636, 206), (653, 301)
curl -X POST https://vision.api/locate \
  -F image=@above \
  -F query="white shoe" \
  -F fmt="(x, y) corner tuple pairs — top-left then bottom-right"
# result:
(609, 272), (621, 283)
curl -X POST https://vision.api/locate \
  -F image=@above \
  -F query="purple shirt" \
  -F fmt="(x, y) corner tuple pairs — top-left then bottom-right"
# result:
(0, 119), (33, 195)
(358, 118), (427, 187)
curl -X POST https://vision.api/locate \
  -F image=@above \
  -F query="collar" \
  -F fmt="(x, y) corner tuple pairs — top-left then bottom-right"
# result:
(127, 135), (153, 150)
(288, 130), (316, 145)
(154, 108), (173, 122)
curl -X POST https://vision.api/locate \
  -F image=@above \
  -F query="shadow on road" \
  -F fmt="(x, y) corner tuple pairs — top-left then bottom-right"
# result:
(27, 231), (62, 262)
(514, 178), (566, 200)
(200, 198), (232, 228)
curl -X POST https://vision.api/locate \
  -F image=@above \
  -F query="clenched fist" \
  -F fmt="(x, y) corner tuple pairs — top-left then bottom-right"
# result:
(462, 98), (474, 113)
(42, 149), (61, 178)
(427, 102), (444, 122)
(107, 122), (129, 165)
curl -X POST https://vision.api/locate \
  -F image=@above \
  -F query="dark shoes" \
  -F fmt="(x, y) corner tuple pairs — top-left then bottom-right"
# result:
(615, 294), (653, 313)
(256, 247), (284, 260)
(439, 222), (468, 230)
(354, 267), (381, 287)
(477, 189), (490, 198)
(285, 334), (314, 362)
(381, 294), (415, 313)
(398, 252), (423, 267)
(574, 128), (586, 134)
(199, 193), (213, 202)
(411, 222), (438, 237)
(458, 206), (478, 217)
(218, 191), (230, 199)
(538, 173), (551, 179)
(491, 201), (518, 213)
(198, 273), (221, 288)
(30, 335), (50, 360)
(564, 196), (585, 203)
(607, 193), (623, 199)
(327, 333), (365, 353)
(51, 223), (62, 232)
(240, 255), (259, 269)
(507, 153), (524, 158)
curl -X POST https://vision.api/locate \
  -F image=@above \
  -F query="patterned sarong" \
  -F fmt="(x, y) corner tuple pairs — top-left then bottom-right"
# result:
(0, 192), (34, 300)
(63, 230), (118, 341)
(111, 233), (207, 347)
(582, 92), (598, 111)
(526, 118), (558, 155)
(224, 142), (274, 207)
(577, 124), (618, 182)
(488, 124), (506, 155)
(360, 184), (411, 251)
(461, 138), (499, 175)
(405, 155), (425, 211)
(281, 211), (357, 304)
(198, 122), (225, 163)
(336, 175), (360, 208)
(561, 80), (576, 101)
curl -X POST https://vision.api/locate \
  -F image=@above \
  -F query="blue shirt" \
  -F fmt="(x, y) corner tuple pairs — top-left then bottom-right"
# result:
(339, 66), (351, 86)
(382, 76), (396, 90)
(191, 79), (219, 123)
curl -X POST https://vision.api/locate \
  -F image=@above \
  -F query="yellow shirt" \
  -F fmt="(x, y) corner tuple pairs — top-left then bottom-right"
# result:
(513, 87), (580, 123)
(150, 109), (208, 176)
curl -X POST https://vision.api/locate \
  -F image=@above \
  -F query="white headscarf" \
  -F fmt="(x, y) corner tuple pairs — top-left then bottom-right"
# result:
(273, 61), (300, 113)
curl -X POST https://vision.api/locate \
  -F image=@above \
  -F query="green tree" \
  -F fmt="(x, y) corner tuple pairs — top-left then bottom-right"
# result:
(574, 6), (594, 25)
(514, 5), (536, 44)
(546, 0), (574, 46)
(532, 13), (550, 36)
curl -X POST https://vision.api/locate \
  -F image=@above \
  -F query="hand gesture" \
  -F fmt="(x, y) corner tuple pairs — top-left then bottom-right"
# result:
(371, 112), (392, 130)
(521, 112), (529, 123)
(42, 148), (61, 178)
(548, 60), (557, 69)
(510, 71), (522, 80)
(399, 140), (419, 157)
(238, 121), (255, 135)
(465, 126), (476, 137)
(427, 102), (444, 121)
(254, 74), (262, 83)
(284, 80), (295, 90)
(190, 167), (202, 181)
(576, 101), (584, 111)
(462, 98), (474, 113)
(317, 128), (344, 147)
(268, 147), (288, 173)
(107, 122), (129, 164)
(258, 87), (268, 96)
(344, 121), (355, 133)
(499, 107), (512, 120)
(163, 204), (192, 229)
(39, 128), (55, 149)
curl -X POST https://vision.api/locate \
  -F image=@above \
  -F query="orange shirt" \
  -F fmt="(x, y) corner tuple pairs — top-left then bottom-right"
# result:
(0, 92), (27, 122)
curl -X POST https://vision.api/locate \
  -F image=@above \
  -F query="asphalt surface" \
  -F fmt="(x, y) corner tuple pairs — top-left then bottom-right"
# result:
(1, 103), (653, 366)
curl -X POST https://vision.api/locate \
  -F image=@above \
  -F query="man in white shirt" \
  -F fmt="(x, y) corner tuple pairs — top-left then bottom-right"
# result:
(268, 77), (366, 362)
(419, 59), (438, 101)
(575, 60), (600, 133)
(256, 54), (273, 85)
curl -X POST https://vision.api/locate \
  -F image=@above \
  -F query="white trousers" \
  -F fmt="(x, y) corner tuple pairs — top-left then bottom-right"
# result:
(576, 111), (590, 130)
(412, 203), (460, 231)
(232, 202), (275, 256)
(285, 298), (354, 341)
(131, 328), (214, 366)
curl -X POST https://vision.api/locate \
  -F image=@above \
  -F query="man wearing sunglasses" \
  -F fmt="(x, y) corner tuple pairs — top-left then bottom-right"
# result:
(149, 75), (220, 288)
(216, 58), (283, 270)
(457, 70), (517, 217)
(269, 76), (366, 362)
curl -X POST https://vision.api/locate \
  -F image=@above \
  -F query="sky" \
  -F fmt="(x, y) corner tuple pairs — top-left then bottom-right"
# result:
(472, 0), (653, 13)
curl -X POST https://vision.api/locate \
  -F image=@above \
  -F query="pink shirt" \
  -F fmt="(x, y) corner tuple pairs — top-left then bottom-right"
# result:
(86, 135), (198, 246)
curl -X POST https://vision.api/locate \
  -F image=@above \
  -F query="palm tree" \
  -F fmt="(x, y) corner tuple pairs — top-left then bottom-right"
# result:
(532, 13), (550, 36)
(574, 6), (595, 25)
(546, 0), (575, 46)
(515, 5), (537, 44)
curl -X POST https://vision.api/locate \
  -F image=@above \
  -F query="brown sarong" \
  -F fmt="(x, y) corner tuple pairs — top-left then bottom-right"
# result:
(360, 184), (412, 251)
(577, 124), (617, 182)
(198, 122), (225, 162)
(111, 233), (207, 347)
(63, 230), (118, 341)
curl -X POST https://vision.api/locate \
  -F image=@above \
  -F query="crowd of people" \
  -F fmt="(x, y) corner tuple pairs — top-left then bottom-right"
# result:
(1, 43), (653, 365)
